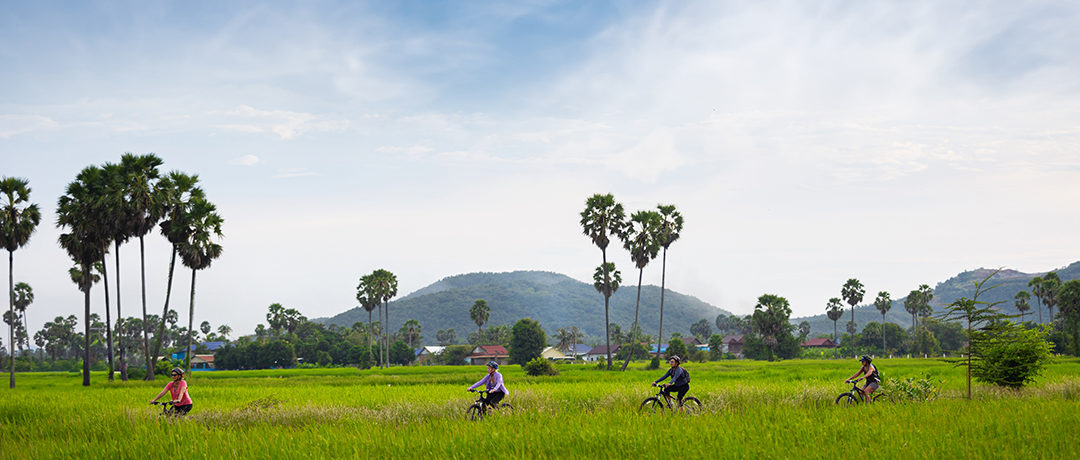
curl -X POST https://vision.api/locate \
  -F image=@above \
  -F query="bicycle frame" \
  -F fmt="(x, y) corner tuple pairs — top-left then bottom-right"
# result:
(653, 385), (685, 409)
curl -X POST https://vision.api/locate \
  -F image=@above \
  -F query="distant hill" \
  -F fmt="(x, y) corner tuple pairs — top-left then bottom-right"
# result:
(315, 271), (731, 343)
(793, 261), (1080, 337)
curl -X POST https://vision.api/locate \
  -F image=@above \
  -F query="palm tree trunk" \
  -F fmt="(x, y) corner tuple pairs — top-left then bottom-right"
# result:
(140, 236), (153, 381)
(1037, 297), (1042, 324)
(385, 301), (391, 367)
(882, 313), (887, 355)
(621, 267), (645, 371)
(101, 252), (114, 382)
(184, 268), (196, 373)
(8, 250), (14, 388)
(82, 263), (91, 387)
(114, 240), (127, 381)
(150, 245), (178, 379)
(656, 248), (667, 363)
(367, 309), (373, 367)
(602, 249), (611, 370)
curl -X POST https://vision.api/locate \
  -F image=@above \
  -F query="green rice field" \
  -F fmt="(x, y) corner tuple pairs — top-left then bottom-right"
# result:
(2, 358), (1079, 459)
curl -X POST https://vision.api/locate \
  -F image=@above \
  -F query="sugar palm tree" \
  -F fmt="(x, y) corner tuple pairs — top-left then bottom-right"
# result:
(150, 172), (203, 376)
(826, 297), (843, 343)
(1, 177), (40, 388)
(356, 274), (379, 365)
(553, 328), (574, 353)
(841, 278), (865, 332)
(216, 324), (232, 340)
(873, 291), (891, 354)
(13, 282), (33, 357)
(1014, 290), (1032, 322)
(1028, 276), (1044, 324)
(120, 153), (164, 380)
(178, 196), (224, 372)
(57, 166), (109, 386)
(470, 300), (490, 340)
(653, 204), (683, 365)
(1042, 272), (1063, 323)
(592, 262), (621, 361)
(369, 269), (398, 367)
(580, 193), (627, 369)
(619, 210), (661, 371)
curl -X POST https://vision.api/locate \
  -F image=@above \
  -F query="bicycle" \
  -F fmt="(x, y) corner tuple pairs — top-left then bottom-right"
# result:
(151, 401), (177, 418)
(835, 380), (893, 406)
(466, 390), (514, 421)
(638, 384), (702, 415)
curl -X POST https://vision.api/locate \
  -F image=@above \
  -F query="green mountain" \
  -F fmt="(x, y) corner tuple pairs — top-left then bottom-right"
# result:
(794, 261), (1080, 337)
(315, 270), (731, 344)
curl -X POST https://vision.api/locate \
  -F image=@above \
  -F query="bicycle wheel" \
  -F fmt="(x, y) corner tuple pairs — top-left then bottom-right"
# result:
(872, 393), (894, 404)
(638, 397), (665, 415)
(680, 397), (702, 415)
(498, 403), (514, 413)
(834, 393), (859, 406)
(466, 404), (485, 421)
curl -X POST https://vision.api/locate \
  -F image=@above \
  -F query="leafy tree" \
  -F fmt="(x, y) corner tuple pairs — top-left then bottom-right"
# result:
(972, 321), (1054, 388)
(436, 328), (457, 346)
(438, 345), (471, 365)
(797, 321), (811, 340)
(57, 167), (110, 386)
(1014, 290), (1032, 323)
(873, 291), (891, 354)
(12, 282), (33, 354)
(923, 318), (966, 352)
(751, 294), (792, 360)
(150, 171), (203, 378)
(618, 209), (661, 371)
(217, 324), (232, 340)
(652, 204), (683, 371)
(826, 298), (843, 342)
(1058, 280), (1080, 356)
(939, 269), (1012, 398)
(841, 278), (865, 332)
(509, 318), (546, 365)
(708, 334), (726, 360)
(118, 154), (165, 380)
(178, 196), (223, 372)
(691, 319), (712, 342)
(665, 336), (688, 360)
(580, 193), (626, 369)
(857, 322), (910, 354)
(1, 177), (41, 388)
(389, 340), (413, 365)
(469, 299), (490, 337)
(553, 328), (574, 353)
(522, 356), (558, 376)
(399, 319), (422, 348)
(715, 314), (748, 336)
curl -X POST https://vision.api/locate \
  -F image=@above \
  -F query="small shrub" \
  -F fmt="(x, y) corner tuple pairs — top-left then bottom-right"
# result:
(883, 374), (942, 403)
(647, 356), (660, 369)
(691, 350), (709, 363)
(523, 357), (559, 376)
(972, 322), (1055, 388)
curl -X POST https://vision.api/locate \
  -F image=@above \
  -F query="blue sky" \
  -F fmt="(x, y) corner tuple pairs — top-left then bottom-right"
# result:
(2, 1), (1079, 338)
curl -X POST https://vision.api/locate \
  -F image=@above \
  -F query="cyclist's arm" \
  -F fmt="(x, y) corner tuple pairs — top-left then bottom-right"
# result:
(847, 366), (866, 382)
(467, 374), (489, 391)
(151, 385), (170, 403)
(177, 382), (191, 404)
(654, 368), (673, 384)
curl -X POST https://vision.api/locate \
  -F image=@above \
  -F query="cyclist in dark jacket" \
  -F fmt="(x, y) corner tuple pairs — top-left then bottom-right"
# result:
(653, 356), (690, 406)
(846, 355), (880, 402)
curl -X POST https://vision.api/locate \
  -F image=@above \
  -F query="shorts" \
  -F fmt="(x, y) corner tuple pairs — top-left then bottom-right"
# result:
(174, 404), (193, 416)
(863, 381), (879, 392)
(484, 391), (505, 406)
(661, 383), (689, 401)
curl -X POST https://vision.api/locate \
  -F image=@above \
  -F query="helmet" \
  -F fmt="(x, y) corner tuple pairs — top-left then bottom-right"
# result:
(487, 361), (500, 369)
(860, 355), (872, 364)
(171, 367), (185, 376)
(668, 355), (682, 364)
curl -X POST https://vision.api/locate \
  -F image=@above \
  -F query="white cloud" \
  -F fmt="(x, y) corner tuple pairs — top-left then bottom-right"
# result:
(0, 114), (59, 138)
(230, 154), (261, 166)
(214, 105), (349, 140)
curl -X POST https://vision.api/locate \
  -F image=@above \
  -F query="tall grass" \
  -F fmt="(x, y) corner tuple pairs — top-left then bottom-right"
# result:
(2, 359), (1078, 459)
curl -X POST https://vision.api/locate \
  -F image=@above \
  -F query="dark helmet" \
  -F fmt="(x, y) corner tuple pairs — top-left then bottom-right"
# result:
(668, 355), (682, 364)
(171, 367), (185, 376)
(487, 361), (500, 369)
(860, 355), (872, 364)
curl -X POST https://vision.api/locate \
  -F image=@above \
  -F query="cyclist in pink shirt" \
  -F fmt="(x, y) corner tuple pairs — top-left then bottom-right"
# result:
(151, 367), (194, 415)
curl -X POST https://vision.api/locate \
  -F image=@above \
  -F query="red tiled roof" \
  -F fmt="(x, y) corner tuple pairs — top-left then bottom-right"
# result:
(723, 335), (745, 344)
(801, 338), (836, 347)
(192, 354), (215, 363)
(469, 345), (508, 357)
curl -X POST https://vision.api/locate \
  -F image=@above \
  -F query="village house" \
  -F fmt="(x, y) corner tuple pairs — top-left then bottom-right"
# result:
(468, 345), (509, 365)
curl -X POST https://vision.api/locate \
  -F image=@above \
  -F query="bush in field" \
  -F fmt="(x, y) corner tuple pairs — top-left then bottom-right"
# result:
(972, 322), (1054, 388)
(522, 357), (559, 376)
(437, 345), (472, 365)
(648, 355), (660, 369)
(509, 318), (546, 365)
(708, 334), (725, 360)
(691, 349), (709, 363)
(615, 342), (650, 361)
(884, 374), (942, 403)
